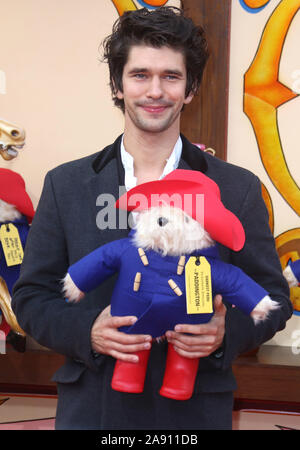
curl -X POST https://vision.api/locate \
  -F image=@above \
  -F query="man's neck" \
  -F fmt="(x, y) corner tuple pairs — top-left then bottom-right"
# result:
(122, 127), (180, 185)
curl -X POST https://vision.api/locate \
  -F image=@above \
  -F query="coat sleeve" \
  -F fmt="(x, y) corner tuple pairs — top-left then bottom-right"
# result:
(67, 240), (123, 295)
(211, 260), (268, 315)
(11, 172), (109, 370)
(221, 175), (293, 369)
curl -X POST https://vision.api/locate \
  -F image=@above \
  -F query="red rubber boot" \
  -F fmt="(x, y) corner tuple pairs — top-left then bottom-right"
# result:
(111, 349), (151, 393)
(159, 344), (199, 400)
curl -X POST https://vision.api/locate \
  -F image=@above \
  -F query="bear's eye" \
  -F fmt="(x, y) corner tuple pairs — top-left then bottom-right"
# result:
(158, 217), (168, 227)
(184, 215), (189, 223)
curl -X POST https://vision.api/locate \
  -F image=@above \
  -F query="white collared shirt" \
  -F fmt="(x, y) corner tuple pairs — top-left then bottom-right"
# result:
(120, 135), (182, 191)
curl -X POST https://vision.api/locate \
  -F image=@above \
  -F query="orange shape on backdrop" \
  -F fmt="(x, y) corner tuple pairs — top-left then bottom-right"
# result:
(243, 0), (270, 8)
(142, 1), (168, 5)
(244, 0), (300, 217)
(111, 0), (137, 15)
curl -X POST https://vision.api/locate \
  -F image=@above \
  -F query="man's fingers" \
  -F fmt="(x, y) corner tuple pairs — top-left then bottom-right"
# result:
(172, 346), (212, 359)
(102, 317), (152, 344)
(101, 330), (152, 363)
(107, 314), (138, 328)
(167, 331), (216, 347)
(172, 323), (218, 335)
(166, 331), (217, 358)
(108, 338), (151, 354)
(109, 350), (140, 363)
(213, 295), (226, 316)
(104, 327), (152, 345)
(91, 312), (153, 360)
(165, 295), (226, 359)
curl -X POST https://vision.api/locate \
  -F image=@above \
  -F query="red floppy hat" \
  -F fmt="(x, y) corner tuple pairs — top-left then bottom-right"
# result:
(116, 169), (245, 251)
(0, 169), (35, 223)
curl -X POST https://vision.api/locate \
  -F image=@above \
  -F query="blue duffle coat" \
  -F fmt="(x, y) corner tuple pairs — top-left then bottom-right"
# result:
(68, 230), (268, 338)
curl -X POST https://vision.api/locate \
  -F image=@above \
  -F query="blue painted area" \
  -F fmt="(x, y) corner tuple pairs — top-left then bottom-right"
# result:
(239, 0), (271, 14)
(293, 310), (300, 317)
(136, 0), (159, 9)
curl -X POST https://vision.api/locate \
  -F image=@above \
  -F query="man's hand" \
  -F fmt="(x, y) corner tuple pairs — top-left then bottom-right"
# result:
(91, 305), (152, 362)
(165, 295), (226, 359)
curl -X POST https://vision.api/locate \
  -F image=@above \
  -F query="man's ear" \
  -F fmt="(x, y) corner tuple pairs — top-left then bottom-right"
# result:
(183, 91), (194, 106)
(112, 79), (124, 99)
(116, 90), (124, 100)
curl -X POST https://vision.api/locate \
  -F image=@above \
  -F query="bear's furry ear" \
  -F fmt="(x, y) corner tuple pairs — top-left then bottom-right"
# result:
(62, 273), (85, 303)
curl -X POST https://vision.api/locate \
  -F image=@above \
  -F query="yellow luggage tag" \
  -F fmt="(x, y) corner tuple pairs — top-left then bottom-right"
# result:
(0, 223), (24, 266)
(185, 256), (213, 314)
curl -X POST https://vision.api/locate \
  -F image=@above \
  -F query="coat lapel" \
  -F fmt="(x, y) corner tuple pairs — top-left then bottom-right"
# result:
(85, 136), (129, 247)
(179, 134), (208, 173)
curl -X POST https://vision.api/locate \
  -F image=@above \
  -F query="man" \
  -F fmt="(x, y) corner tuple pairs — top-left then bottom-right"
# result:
(12, 7), (292, 430)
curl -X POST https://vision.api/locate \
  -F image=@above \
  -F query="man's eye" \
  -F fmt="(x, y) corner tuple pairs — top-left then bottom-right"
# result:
(134, 73), (146, 79)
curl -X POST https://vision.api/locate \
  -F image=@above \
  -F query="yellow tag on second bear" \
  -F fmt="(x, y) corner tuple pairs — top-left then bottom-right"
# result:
(0, 223), (24, 266)
(185, 256), (213, 314)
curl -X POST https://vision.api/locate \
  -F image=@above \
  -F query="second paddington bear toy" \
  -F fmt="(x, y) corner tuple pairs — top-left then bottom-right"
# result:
(0, 168), (34, 351)
(63, 169), (279, 400)
(283, 260), (300, 287)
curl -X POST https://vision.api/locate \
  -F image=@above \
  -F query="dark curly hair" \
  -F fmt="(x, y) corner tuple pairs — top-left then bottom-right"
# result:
(102, 7), (209, 112)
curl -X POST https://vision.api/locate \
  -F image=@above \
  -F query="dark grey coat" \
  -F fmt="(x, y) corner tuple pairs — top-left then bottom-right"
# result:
(12, 135), (292, 430)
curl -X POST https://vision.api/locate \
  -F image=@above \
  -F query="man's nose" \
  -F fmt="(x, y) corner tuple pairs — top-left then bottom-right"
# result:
(146, 76), (163, 99)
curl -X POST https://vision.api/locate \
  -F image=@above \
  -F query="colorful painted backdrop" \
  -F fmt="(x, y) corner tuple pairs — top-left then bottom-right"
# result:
(0, 0), (179, 205)
(228, 0), (300, 347)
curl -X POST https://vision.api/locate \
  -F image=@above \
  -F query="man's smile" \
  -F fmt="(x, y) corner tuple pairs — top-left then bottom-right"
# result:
(138, 102), (173, 115)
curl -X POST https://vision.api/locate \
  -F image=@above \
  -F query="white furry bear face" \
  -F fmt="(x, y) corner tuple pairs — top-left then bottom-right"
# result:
(0, 198), (22, 222)
(132, 206), (215, 256)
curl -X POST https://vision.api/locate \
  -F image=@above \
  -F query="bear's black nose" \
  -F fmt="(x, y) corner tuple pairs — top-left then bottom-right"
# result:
(158, 217), (169, 227)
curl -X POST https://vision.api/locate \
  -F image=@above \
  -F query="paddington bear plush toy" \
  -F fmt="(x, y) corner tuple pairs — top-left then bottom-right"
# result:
(0, 168), (34, 351)
(63, 169), (279, 400)
(283, 260), (300, 288)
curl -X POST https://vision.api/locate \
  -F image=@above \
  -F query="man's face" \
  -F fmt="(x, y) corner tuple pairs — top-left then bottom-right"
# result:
(116, 45), (194, 134)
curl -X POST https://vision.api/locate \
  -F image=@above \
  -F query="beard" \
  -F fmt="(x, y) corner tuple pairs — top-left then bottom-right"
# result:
(125, 100), (182, 134)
